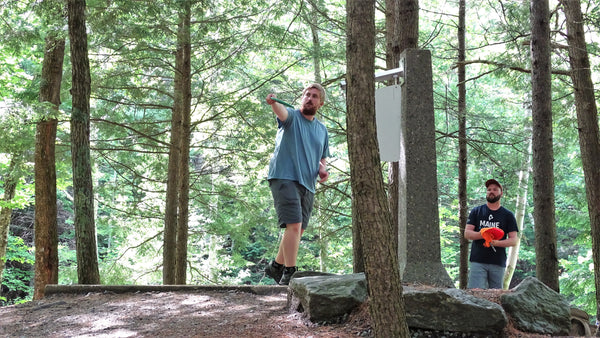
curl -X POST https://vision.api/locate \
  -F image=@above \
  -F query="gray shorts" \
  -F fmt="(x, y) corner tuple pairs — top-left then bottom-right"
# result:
(467, 261), (506, 289)
(269, 179), (315, 230)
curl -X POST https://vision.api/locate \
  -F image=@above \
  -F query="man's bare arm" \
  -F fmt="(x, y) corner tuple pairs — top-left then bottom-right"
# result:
(464, 224), (482, 241)
(491, 231), (518, 248)
(266, 94), (288, 121)
(318, 158), (329, 183)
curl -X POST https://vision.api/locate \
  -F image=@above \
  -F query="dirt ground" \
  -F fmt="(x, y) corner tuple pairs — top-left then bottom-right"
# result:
(0, 286), (583, 338)
(0, 288), (370, 338)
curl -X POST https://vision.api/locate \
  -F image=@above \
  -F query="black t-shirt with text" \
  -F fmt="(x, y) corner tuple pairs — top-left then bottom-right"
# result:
(467, 204), (518, 267)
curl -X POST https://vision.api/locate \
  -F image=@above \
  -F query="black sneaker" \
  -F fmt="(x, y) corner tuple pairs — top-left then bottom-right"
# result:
(279, 266), (297, 285)
(265, 260), (284, 283)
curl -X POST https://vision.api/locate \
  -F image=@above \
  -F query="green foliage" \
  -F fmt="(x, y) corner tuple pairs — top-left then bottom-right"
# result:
(0, 180), (34, 211)
(4, 235), (34, 266)
(561, 251), (597, 318)
(57, 244), (78, 285)
(2, 235), (34, 304)
(439, 205), (461, 285)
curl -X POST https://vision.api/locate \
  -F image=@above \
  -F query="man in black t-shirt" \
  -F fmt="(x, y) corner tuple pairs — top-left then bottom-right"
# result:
(464, 179), (518, 289)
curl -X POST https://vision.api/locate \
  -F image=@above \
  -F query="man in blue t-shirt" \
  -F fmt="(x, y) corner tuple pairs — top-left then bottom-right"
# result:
(464, 179), (519, 289)
(264, 83), (330, 285)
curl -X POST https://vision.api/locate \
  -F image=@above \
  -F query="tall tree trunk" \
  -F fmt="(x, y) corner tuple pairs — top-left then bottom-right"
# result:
(68, 0), (100, 284)
(351, 203), (364, 273)
(163, 82), (182, 281)
(457, 0), (469, 289)
(163, 121), (180, 284)
(562, 0), (600, 330)
(0, 156), (21, 283)
(346, 0), (409, 336)
(318, 215), (329, 272)
(175, 0), (191, 285)
(530, 0), (559, 292)
(307, 1), (322, 84)
(385, 0), (401, 266)
(385, 0), (419, 277)
(34, 35), (64, 299)
(397, 0), (419, 48)
(304, 0), (328, 272)
(504, 127), (532, 289)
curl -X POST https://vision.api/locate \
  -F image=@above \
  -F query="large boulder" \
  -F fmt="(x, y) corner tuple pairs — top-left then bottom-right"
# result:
(287, 273), (367, 322)
(403, 286), (507, 335)
(500, 277), (571, 335)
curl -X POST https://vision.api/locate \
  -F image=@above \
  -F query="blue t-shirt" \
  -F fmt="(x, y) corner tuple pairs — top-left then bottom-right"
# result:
(467, 204), (518, 267)
(267, 108), (330, 193)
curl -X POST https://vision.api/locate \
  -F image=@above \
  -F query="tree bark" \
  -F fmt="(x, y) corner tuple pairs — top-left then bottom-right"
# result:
(175, 0), (192, 285)
(385, 0), (419, 279)
(385, 0), (401, 246)
(0, 157), (20, 284)
(457, 0), (469, 289)
(304, 1), (328, 272)
(68, 0), (100, 284)
(530, 0), (559, 292)
(163, 61), (183, 285)
(385, 0), (401, 265)
(34, 35), (64, 299)
(307, 0), (322, 84)
(346, 0), (409, 336)
(351, 202), (364, 273)
(504, 129), (531, 289)
(397, 0), (419, 49)
(562, 0), (600, 329)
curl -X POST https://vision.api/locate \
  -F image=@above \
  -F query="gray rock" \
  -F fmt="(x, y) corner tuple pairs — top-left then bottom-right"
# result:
(286, 273), (581, 337)
(500, 276), (571, 335)
(404, 286), (507, 335)
(288, 273), (506, 335)
(291, 270), (336, 279)
(287, 273), (367, 322)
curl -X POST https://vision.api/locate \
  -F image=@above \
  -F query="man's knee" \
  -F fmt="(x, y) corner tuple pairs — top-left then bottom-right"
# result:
(285, 223), (302, 232)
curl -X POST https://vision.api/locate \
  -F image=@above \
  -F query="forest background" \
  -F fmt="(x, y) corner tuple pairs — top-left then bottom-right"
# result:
(0, 0), (598, 323)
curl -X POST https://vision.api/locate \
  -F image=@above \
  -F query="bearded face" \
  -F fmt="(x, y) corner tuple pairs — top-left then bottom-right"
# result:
(301, 88), (323, 116)
(302, 105), (317, 116)
(486, 186), (502, 203)
(486, 193), (501, 203)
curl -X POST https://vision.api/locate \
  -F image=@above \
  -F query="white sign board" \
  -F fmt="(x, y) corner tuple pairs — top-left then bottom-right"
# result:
(375, 85), (402, 162)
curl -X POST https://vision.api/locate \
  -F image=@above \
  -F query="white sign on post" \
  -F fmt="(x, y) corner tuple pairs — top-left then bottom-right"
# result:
(375, 85), (402, 162)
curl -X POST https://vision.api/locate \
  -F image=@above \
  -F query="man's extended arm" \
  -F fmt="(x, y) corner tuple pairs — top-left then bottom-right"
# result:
(266, 94), (288, 121)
